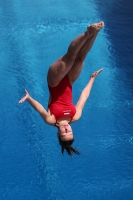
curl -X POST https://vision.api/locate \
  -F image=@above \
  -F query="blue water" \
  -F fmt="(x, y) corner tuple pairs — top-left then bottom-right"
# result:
(0, 0), (133, 200)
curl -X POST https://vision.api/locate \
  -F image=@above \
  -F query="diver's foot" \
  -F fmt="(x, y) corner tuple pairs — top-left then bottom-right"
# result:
(87, 21), (104, 35)
(90, 68), (103, 79)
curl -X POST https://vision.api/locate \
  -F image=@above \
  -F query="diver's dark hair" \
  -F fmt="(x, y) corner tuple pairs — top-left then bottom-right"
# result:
(58, 137), (80, 157)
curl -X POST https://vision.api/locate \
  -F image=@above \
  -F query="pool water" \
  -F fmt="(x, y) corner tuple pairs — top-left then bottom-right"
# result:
(0, 0), (133, 200)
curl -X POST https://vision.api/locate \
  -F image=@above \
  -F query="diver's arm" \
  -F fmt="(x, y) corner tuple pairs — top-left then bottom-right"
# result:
(73, 78), (94, 121)
(19, 89), (45, 112)
(18, 89), (55, 125)
(73, 68), (103, 121)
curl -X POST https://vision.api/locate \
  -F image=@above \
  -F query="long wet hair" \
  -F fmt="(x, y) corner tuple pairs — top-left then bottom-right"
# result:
(58, 137), (81, 157)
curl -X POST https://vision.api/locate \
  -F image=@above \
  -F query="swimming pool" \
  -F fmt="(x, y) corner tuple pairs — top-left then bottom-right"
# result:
(0, 0), (133, 199)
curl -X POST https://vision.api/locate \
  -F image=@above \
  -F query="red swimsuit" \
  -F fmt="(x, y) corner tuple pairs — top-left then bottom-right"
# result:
(48, 75), (76, 122)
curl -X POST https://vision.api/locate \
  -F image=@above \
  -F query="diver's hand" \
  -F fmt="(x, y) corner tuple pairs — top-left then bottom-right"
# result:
(18, 89), (30, 103)
(90, 68), (103, 79)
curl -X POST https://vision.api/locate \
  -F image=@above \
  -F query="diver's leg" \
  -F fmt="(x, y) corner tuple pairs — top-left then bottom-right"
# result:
(47, 22), (104, 87)
(67, 23), (104, 84)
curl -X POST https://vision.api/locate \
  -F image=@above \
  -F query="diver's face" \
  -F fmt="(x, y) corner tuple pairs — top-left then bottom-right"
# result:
(58, 121), (73, 141)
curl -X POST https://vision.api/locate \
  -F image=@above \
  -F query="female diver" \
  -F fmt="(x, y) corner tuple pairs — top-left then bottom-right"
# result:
(19, 21), (104, 156)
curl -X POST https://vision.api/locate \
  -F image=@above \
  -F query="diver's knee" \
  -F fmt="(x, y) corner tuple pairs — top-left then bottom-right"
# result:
(76, 54), (86, 63)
